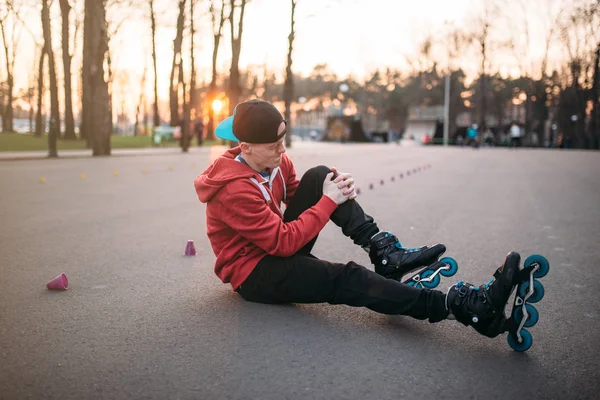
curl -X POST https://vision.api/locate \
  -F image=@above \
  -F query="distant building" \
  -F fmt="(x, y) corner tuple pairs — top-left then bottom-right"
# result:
(404, 106), (444, 142)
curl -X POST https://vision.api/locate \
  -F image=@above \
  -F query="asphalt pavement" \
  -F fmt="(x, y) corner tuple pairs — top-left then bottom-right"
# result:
(1, 142), (599, 400)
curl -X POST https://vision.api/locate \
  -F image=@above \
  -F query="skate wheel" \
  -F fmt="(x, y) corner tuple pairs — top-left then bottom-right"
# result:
(524, 254), (550, 279)
(507, 328), (533, 352)
(406, 280), (417, 287)
(439, 257), (458, 277)
(514, 304), (539, 328)
(518, 280), (545, 303)
(420, 269), (440, 288)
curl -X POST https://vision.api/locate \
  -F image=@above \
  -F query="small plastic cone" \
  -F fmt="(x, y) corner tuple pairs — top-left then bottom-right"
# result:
(113, 170), (119, 176)
(169, 166), (174, 171)
(46, 273), (69, 290)
(80, 173), (86, 179)
(143, 169), (149, 173)
(39, 177), (46, 184)
(184, 240), (196, 256)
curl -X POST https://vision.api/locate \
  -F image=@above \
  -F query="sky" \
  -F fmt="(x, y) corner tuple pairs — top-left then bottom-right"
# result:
(2, 0), (578, 117)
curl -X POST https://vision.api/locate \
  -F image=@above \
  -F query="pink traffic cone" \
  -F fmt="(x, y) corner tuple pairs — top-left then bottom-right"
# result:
(46, 273), (68, 290)
(184, 240), (197, 256)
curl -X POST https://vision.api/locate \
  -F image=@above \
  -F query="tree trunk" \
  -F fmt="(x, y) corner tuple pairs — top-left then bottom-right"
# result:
(206, 0), (225, 141)
(82, 0), (111, 156)
(591, 42), (600, 150)
(178, 48), (189, 152)
(189, 0), (196, 117)
(149, 0), (160, 127)
(0, 20), (14, 133)
(5, 69), (14, 133)
(28, 87), (34, 133)
(59, 0), (76, 140)
(41, 0), (60, 157)
(169, 0), (186, 126)
(134, 67), (147, 136)
(228, 0), (246, 115)
(35, 48), (45, 137)
(479, 40), (487, 130)
(283, 0), (296, 148)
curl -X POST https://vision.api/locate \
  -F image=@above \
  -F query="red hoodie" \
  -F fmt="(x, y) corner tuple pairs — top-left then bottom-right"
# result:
(194, 148), (338, 290)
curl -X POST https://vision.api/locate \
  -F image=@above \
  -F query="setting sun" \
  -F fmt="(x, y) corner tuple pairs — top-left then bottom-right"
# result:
(212, 99), (224, 114)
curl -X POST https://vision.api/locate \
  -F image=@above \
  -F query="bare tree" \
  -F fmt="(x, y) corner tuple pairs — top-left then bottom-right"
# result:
(507, 0), (566, 144)
(469, 0), (499, 130)
(442, 22), (469, 137)
(189, 0), (196, 118)
(592, 40), (599, 149)
(81, 0), (111, 156)
(21, 74), (36, 133)
(227, 0), (247, 115)
(149, 0), (159, 126)
(206, 0), (225, 140)
(559, 1), (600, 148)
(0, 2), (22, 133)
(169, 0), (186, 126)
(41, 0), (61, 157)
(12, 6), (45, 137)
(105, 1), (137, 141)
(178, 34), (188, 152)
(133, 66), (147, 136)
(283, 0), (296, 147)
(59, 0), (76, 140)
(35, 45), (45, 137)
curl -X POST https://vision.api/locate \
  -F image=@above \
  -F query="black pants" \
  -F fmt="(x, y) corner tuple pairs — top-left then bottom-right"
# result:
(237, 166), (448, 322)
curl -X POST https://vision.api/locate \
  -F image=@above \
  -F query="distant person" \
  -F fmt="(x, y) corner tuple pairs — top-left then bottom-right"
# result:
(193, 99), (532, 347)
(510, 122), (521, 148)
(483, 129), (495, 146)
(456, 134), (464, 147)
(466, 124), (479, 147)
(194, 117), (205, 146)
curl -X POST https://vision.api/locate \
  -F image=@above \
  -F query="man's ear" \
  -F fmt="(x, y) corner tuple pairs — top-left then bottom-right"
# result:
(239, 142), (251, 154)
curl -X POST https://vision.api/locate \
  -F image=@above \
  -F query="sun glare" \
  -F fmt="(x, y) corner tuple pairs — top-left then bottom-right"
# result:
(212, 100), (223, 114)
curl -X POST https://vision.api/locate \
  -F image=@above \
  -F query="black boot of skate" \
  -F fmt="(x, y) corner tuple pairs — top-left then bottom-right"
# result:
(445, 252), (521, 338)
(366, 231), (447, 279)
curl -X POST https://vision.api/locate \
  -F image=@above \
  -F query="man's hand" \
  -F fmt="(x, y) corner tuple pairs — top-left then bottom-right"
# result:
(330, 167), (357, 200)
(323, 172), (351, 205)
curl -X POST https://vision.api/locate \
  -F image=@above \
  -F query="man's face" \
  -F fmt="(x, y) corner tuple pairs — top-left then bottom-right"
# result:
(242, 122), (287, 171)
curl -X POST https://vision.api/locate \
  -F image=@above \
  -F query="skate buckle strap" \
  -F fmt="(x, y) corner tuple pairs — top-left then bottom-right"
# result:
(476, 288), (487, 304)
(457, 283), (469, 298)
(493, 267), (502, 280)
(376, 235), (399, 248)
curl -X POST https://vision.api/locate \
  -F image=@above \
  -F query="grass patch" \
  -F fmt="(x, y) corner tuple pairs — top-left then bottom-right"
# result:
(0, 132), (221, 152)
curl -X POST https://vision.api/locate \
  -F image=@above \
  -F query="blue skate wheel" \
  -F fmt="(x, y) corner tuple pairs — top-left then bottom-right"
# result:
(514, 304), (539, 328)
(518, 280), (545, 303)
(438, 257), (458, 277)
(420, 269), (440, 289)
(524, 254), (550, 279)
(507, 328), (533, 352)
(406, 280), (417, 287)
